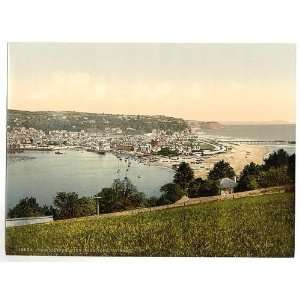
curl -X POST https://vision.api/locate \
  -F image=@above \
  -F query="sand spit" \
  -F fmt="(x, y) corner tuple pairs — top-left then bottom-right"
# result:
(194, 144), (267, 179)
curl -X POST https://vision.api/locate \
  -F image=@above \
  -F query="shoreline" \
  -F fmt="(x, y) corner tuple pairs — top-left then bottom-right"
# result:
(193, 144), (267, 179)
(8, 144), (292, 180)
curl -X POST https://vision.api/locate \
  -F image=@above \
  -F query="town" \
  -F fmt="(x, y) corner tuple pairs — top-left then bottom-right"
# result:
(7, 125), (229, 173)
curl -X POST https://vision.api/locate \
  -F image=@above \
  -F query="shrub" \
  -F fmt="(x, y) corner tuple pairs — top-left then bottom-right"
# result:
(288, 154), (295, 182)
(53, 192), (96, 219)
(160, 183), (184, 204)
(95, 178), (146, 213)
(188, 179), (219, 197)
(235, 175), (259, 192)
(8, 197), (50, 218)
(258, 167), (290, 188)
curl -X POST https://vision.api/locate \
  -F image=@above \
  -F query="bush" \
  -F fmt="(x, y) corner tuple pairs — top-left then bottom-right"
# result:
(235, 175), (259, 192)
(8, 197), (50, 218)
(235, 162), (261, 192)
(142, 196), (161, 207)
(258, 167), (290, 188)
(188, 179), (219, 197)
(160, 183), (184, 204)
(53, 192), (96, 219)
(95, 178), (146, 213)
(288, 154), (295, 182)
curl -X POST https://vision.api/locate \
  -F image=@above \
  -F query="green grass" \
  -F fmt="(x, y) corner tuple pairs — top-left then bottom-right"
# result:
(198, 143), (215, 150)
(6, 193), (295, 257)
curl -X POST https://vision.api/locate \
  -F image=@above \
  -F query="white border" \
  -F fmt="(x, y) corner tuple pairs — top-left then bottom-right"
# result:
(0, 0), (299, 299)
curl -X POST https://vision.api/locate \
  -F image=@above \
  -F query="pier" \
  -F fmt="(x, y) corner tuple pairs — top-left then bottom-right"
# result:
(218, 140), (295, 145)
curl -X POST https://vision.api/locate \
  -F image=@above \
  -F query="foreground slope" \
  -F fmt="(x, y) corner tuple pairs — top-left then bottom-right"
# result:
(6, 193), (295, 257)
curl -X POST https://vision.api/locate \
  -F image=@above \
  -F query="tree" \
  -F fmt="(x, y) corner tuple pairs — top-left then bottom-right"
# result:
(95, 187), (116, 213)
(235, 175), (259, 192)
(156, 147), (179, 157)
(264, 149), (289, 170)
(8, 197), (50, 218)
(142, 196), (161, 207)
(96, 178), (146, 213)
(188, 179), (219, 197)
(258, 167), (290, 188)
(187, 178), (205, 198)
(53, 192), (96, 219)
(160, 183), (184, 204)
(288, 153), (295, 182)
(173, 162), (194, 190)
(240, 162), (261, 177)
(208, 160), (235, 181)
(235, 162), (261, 192)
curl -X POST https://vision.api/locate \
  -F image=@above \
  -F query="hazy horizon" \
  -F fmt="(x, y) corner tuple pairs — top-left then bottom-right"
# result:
(8, 43), (296, 123)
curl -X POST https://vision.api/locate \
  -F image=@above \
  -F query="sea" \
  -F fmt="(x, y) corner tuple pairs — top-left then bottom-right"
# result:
(6, 151), (174, 212)
(203, 124), (296, 155)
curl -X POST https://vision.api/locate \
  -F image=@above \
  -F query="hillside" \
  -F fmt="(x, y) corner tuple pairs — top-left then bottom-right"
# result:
(6, 192), (295, 257)
(187, 119), (223, 130)
(7, 109), (189, 134)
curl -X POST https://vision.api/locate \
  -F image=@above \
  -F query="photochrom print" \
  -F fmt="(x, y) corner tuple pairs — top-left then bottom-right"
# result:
(5, 43), (295, 257)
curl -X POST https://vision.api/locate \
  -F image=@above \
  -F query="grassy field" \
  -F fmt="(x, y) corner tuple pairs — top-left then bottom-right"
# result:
(198, 143), (215, 150)
(6, 192), (295, 257)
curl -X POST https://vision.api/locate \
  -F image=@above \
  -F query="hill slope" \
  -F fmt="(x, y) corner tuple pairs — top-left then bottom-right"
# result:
(6, 192), (295, 257)
(7, 109), (189, 134)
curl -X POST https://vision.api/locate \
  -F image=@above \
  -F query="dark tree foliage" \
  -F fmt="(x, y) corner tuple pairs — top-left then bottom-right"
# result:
(258, 167), (290, 188)
(240, 162), (261, 177)
(208, 160), (236, 181)
(142, 196), (161, 208)
(188, 179), (219, 197)
(173, 162), (194, 190)
(235, 175), (259, 192)
(235, 162), (261, 192)
(156, 147), (179, 157)
(159, 183), (184, 204)
(96, 178), (146, 213)
(264, 149), (290, 170)
(288, 153), (295, 182)
(8, 197), (50, 218)
(188, 178), (205, 198)
(53, 192), (96, 219)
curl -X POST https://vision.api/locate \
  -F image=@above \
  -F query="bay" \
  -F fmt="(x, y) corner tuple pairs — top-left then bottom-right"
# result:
(6, 150), (174, 211)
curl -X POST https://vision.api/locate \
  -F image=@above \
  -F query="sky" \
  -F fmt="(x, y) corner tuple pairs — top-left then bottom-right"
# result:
(8, 43), (295, 122)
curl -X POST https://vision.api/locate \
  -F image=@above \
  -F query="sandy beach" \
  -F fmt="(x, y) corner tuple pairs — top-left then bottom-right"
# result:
(193, 144), (267, 179)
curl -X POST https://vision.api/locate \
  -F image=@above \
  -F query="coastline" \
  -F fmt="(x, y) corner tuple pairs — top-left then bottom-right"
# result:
(193, 144), (267, 179)
(142, 144), (269, 179)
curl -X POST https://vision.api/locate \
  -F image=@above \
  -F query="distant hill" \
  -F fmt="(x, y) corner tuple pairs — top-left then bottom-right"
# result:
(187, 120), (224, 130)
(7, 109), (189, 134)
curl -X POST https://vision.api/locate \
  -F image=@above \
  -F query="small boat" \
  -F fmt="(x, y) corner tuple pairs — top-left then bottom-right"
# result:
(55, 151), (63, 155)
(137, 175), (142, 178)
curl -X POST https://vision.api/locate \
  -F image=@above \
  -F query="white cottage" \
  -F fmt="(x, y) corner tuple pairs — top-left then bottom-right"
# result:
(219, 177), (237, 194)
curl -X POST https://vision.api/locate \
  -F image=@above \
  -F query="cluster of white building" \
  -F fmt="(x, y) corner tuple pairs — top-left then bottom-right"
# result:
(7, 127), (227, 158)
